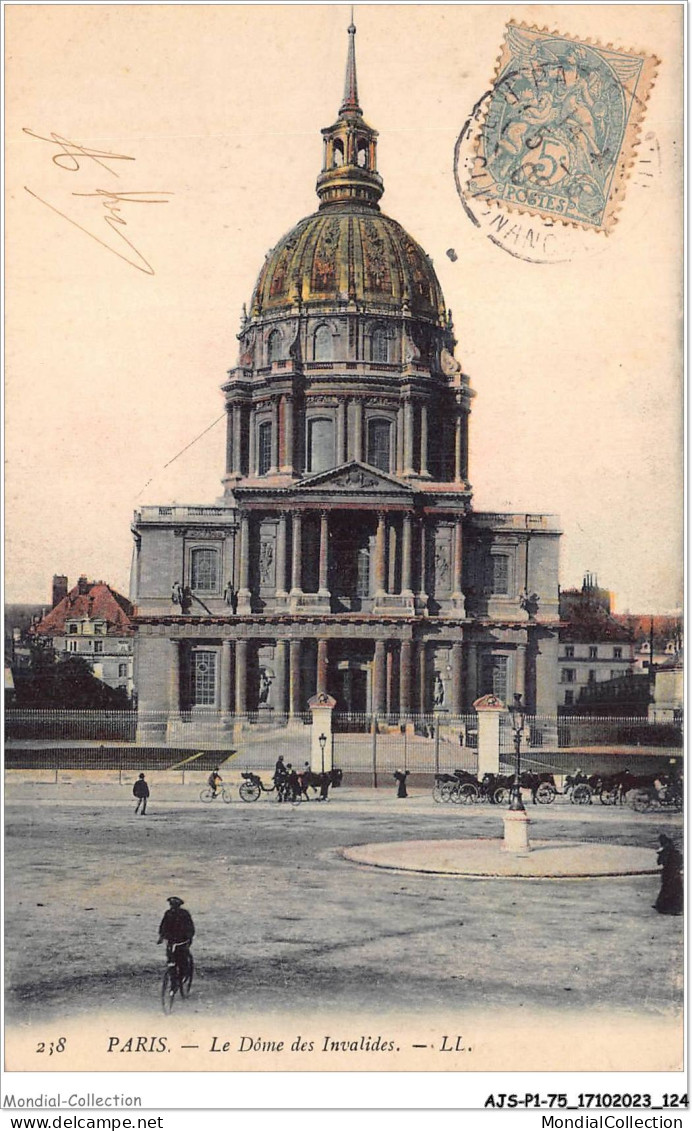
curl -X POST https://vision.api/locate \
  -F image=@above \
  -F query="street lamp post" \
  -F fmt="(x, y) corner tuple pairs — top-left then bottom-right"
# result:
(319, 732), (327, 775)
(508, 693), (526, 812)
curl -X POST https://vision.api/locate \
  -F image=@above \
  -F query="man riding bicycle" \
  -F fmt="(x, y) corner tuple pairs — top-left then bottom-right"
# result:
(158, 896), (195, 970)
(207, 767), (222, 799)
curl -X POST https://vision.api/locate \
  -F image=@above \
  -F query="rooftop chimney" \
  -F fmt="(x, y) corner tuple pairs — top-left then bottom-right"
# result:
(77, 575), (89, 596)
(52, 575), (68, 608)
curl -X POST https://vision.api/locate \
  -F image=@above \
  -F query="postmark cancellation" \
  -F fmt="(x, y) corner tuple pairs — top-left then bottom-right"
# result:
(469, 22), (658, 232)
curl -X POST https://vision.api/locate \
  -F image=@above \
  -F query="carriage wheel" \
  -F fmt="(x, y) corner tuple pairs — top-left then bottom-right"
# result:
(239, 781), (261, 803)
(631, 789), (652, 813)
(454, 782), (479, 805)
(440, 782), (455, 803)
(536, 782), (556, 805)
(432, 782), (446, 803)
(571, 783), (592, 805)
(599, 787), (617, 806)
(493, 786), (509, 805)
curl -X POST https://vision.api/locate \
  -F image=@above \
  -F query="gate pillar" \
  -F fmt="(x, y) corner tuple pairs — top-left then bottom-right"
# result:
(308, 692), (337, 774)
(473, 694), (504, 777)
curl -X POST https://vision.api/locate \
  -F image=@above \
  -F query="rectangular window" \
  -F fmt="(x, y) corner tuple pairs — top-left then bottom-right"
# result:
(94, 640), (103, 653)
(589, 646), (598, 659)
(67, 639), (78, 652)
(588, 669), (596, 683)
(480, 654), (508, 703)
(564, 645), (574, 658)
(613, 647), (622, 659)
(564, 690), (574, 706)
(190, 547), (219, 592)
(192, 650), (217, 706)
(94, 622), (105, 635)
(562, 669), (576, 683)
(258, 421), (272, 475)
(118, 663), (128, 678)
(491, 555), (509, 595)
(68, 624), (78, 634)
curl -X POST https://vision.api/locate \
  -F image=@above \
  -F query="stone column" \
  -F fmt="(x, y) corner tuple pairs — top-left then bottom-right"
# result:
(275, 512), (288, 598)
(465, 642), (478, 711)
(271, 398), (280, 472)
(386, 645), (395, 716)
(402, 513), (413, 595)
(235, 639), (248, 715)
(290, 511), (303, 595)
(283, 395), (294, 474)
(225, 406), (234, 475)
(237, 511), (252, 613)
(317, 638), (329, 696)
(452, 516), (465, 610)
(337, 398), (348, 465)
(419, 402), (429, 476)
(403, 398), (415, 475)
(454, 406), (463, 482)
(318, 510), (330, 596)
(396, 403), (405, 473)
(416, 518), (428, 605)
(276, 639), (289, 715)
(289, 639), (302, 715)
(399, 640), (413, 717)
(388, 522), (397, 594)
(169, 640), (181, 714)
(373, 640), (387, 715)
(220, 640), (233, 714)
(417, 642), (428, 713)
(460, 409), (469, 480)
(233, 405), (243, 475)
(353, 399), (363, 462)
(374, 511), (387, 596)
(248, 407), (256, 476)
(515, 642), (527, 702)
(451, 640), (464, 717)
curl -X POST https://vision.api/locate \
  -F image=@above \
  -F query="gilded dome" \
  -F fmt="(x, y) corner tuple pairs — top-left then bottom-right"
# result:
(250, 205), (447, 325)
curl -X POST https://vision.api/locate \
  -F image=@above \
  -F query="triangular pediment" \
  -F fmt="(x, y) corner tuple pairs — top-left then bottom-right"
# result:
(295, 461), (415, 494)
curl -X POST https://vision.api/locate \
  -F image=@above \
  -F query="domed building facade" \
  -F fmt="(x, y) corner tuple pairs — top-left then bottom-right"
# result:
(131, 23), (560, 738)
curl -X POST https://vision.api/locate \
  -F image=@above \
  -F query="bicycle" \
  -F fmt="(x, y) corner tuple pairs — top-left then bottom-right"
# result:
(199, 785), (233, 803)
(161, 940), (194, 1013)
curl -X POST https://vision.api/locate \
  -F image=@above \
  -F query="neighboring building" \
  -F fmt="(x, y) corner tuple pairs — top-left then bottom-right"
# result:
(4, 603), (47, 674)
(31, 575), (135, 698)
(611, 613), (683, 672)
(130, 22), (561, 740)
(558, 574), (636, 711)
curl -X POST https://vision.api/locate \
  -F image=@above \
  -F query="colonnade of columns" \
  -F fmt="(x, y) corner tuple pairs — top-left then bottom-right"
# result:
(225, 395), (469, 481)
(167, 634), (528, 717)
(235, 507), (465, 611)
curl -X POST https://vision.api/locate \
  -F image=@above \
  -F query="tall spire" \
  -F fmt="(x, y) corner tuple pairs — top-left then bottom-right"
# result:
(340, 10), (361, 115)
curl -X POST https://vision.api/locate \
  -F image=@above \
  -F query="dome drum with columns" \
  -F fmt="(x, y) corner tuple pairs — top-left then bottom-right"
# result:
(130, 20), (561, 735)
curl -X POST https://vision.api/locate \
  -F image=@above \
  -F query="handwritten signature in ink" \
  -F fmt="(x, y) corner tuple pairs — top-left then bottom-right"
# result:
(23, 129), (173, 276)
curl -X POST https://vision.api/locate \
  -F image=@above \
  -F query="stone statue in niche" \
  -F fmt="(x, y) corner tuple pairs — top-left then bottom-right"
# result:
(259, 541), (275, 586)
(258, 667), (274, 706)
(433, 672), (446, 708)
(434, 545), (450, 589)
(520, 591), (540, 620)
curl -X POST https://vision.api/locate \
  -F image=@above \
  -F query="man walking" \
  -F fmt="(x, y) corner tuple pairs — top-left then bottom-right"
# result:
(133, 773), (150, 815)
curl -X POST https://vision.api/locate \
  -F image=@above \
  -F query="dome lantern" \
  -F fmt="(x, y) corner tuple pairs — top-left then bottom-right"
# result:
(316, 18), (384, 209)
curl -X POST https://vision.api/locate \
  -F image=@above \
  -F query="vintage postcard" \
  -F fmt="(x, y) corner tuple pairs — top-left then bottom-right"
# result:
(3, 1), (685, 1113)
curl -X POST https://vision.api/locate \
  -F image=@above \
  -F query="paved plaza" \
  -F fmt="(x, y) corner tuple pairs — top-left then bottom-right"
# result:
(4, 776), (683, 1071)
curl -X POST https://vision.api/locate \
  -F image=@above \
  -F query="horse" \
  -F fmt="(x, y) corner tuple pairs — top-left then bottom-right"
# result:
(298, 767), (344, 801)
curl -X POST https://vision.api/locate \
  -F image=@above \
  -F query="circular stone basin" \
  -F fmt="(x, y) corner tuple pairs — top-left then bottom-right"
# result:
(340, 839), (658, 879)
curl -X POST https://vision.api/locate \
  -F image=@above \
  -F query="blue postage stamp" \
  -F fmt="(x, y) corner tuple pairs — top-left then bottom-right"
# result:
(471, 23), (658, 232)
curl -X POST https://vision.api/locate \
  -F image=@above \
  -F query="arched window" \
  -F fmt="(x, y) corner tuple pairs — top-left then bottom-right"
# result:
(308, 417), (335, 473)
(371, 327), (388, 363)
(258, 421), (272, 475)
(356, 139), (368, 168)
(190, 547), (219, 593)
(267, 329), (282, 363)
(313, 324), (333, 361)
(367, 418), (391, 472)
(332, 139), (344, 167)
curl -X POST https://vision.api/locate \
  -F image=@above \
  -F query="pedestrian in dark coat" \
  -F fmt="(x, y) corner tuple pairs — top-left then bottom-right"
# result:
(133, 773), (149, 815)
(394, 769), (410, 798)
(654, 834), (683, 915)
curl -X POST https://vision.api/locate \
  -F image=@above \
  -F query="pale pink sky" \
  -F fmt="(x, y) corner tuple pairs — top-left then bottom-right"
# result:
(6, 4), (683, 611)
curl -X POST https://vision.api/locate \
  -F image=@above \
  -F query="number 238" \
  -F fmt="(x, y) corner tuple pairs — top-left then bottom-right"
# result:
(36, 1038), (66, 1055)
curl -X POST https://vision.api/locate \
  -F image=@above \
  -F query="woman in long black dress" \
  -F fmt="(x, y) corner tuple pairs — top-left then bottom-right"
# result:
(394, 770), (410, 798)
(654, 834), (683, 915)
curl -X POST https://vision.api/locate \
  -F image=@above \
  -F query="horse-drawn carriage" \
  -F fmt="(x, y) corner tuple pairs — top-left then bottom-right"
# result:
(432, 769), (557, 805)
(239, 768), (343, 802)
